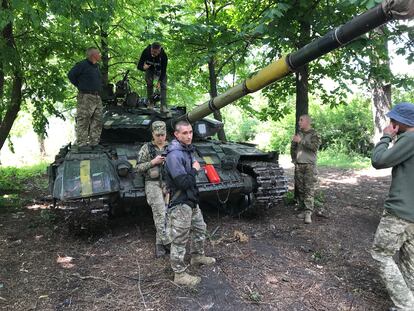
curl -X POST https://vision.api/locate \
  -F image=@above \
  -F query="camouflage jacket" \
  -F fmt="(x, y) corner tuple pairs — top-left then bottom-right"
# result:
(291, 129), (321, 164)
(137, 142), (167, 181)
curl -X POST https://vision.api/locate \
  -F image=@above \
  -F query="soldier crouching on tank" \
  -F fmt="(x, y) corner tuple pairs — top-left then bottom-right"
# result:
(164, 120), (216, 287)
(137, 42), (168, 112)
(291, 114), (321, 224)
(371, 103), (414, 311)
(137, 121), (171, 258)
(68, 47), (103, 147)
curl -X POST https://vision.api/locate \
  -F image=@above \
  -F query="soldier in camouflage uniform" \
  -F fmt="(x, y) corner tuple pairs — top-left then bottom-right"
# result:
(291, 114), (321, 224)
(165, 120), (215, 287)
(371, 103), (414, 311)
(68, 47), (103, 146)
(137, 121), (171, 257)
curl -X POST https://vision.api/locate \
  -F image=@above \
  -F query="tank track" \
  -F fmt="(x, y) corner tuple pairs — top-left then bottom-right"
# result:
(239, 161), (288, 208)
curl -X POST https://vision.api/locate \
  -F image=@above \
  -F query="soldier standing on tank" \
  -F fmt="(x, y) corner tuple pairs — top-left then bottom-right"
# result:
(137, 121), (171, 257)
(164, 120), (215, 287)
(291, 114), (321, 224)
(68, 47), (103, 147)
(137, 42), (168, 112)
(371, 103), (414, 311)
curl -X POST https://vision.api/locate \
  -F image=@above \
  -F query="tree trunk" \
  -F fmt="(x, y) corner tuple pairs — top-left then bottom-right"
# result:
(295, 65), (309, 132)
(100, 29), (109, 86)
(294, 20), (311, 132)
(0, 0), (23, 151)
(372, 84), (391, 142)
(208, 56), (227, 141)
(0, 75), (23, 151)
(0, 62), (4, 100)
(294, 20), (310, 201)
(370, 27), (391, 143)
(38, 134), (46, 158)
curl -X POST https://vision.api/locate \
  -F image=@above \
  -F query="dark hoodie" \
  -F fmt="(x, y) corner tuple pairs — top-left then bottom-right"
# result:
(165, 139), (199, 208)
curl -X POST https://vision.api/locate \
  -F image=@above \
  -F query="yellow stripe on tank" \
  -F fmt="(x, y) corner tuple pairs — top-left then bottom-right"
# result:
(203, 156), (214, 164)
(80, 160), (93, 196)
(245, 56), (291, 92)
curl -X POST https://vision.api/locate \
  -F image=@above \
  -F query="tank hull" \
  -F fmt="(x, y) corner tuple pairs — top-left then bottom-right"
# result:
(49, 138), (288, 216)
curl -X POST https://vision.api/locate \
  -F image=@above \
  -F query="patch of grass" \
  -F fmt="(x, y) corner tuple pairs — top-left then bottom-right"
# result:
(40, 209), (57, 222)
(248, 291), (262, 303)
(283, 190), (296, 206)
(318, 149), (370, 169)
(0, 162), (48, 209)
(0, 162), (48, 192)
(314, 191), (325, 209)
(0, 194), (23, 211)
(311, 250), (323, 262)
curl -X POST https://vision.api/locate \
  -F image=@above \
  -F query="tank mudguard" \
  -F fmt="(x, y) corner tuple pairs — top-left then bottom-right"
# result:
(52, 151), (120, 201)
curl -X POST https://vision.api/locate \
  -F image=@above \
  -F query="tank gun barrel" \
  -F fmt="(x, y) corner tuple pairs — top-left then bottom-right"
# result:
(178, 0), (413, 124)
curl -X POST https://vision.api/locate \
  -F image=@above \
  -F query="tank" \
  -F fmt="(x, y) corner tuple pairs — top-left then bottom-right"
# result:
(48, 70), (287, 217)
(48, 0), (414, 221)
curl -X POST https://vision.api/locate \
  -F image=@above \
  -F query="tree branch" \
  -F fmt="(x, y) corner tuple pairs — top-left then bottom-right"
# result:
(108, 61), (137, 67)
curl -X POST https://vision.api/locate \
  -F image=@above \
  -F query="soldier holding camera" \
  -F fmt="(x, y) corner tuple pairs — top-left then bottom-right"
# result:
(137, 42), (168, 112)
(137, 121), (171, 257)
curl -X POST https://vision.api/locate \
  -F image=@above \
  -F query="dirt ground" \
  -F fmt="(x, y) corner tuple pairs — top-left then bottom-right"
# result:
(0, 165), (394, 311)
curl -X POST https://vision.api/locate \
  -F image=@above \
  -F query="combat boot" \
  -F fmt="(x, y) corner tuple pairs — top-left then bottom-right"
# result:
(304, 211), (312, 224)
(174, 272), (201, 287)
(155, 244), (166, 258)
(190, 255), (216, 266)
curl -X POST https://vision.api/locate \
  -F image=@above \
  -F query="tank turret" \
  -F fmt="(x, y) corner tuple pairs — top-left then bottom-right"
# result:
(48, 0), (414, 223)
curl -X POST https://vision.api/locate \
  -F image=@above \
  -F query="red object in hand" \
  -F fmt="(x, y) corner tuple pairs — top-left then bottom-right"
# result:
(204, 164), (220, 184)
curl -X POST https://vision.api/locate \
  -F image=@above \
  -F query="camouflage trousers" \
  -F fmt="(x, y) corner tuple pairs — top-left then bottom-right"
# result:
(169, 204), (206, 273)
(145, 181), (171, 246)
(371, 210), (414, 311)
(75, 93), (103, 146)
(294, 163), (317, 212)
(145, 70), (167, 109)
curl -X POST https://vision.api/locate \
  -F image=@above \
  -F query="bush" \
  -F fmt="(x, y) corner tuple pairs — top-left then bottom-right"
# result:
(312, 97), (374, 156)
(268, 96), (374, 157)
(223, 106), (259, 142)
(0, 162), (48, 193)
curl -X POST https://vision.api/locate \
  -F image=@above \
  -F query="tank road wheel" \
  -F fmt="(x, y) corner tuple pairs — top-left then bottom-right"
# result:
(227, 193), (255, 216)
(238, 161), (288, 210)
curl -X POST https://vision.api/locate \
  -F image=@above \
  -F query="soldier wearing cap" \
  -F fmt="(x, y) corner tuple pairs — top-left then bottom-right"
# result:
(371, 102), (414, 311)
(137, 121), (171, 257)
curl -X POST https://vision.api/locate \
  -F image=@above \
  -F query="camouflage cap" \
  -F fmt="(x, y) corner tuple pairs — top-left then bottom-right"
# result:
(152, 121), (166, 134)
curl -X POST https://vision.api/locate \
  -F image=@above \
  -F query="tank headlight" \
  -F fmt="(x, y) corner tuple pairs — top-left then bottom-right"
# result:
(117, 164), (129, 177)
